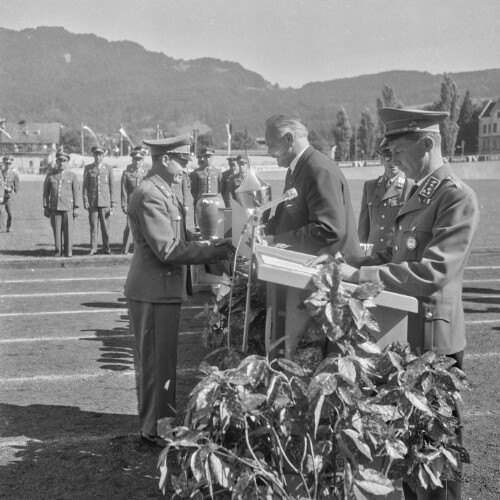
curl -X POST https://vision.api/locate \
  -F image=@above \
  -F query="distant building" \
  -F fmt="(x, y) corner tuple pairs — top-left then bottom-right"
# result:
(478, 99), (500, 155)
(0, 120), (61, 173)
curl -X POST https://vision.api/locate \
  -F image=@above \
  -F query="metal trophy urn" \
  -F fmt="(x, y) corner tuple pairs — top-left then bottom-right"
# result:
(195, 193), (225, 239)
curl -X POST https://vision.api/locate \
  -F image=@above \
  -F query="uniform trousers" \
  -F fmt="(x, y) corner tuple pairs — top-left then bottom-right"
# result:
(50, 210), (74, 256)
(128, 299), (181, 436)
(0, 199), (14, 231)
(122, 217), (133, 253)
(88, 206), (111, 252)
(403, 351), (464, 500)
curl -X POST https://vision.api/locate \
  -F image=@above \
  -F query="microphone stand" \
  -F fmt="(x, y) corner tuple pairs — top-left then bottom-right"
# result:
(240, 188), (297, 353)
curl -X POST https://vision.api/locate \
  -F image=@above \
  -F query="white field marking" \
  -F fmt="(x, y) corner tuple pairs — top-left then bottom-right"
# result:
(0, 367), (199, 384)
(463, 294), (500, 299)
(1, 277), (127, 284)
(465, 352), (500, 359)
(0, 291), (122, 299)
(0, 330), (201, 343)
(466, 266), (500, 270)
(465, 319), (499, 325)
(0, 304), (205, 318)
(0, 432), (151, 449)
(463, 279), (500, 283)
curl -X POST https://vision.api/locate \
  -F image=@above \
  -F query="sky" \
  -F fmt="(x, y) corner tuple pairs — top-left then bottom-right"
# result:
(1, 0), (499, 88)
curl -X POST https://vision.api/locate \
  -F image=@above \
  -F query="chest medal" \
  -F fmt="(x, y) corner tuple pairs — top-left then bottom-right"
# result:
(406, 236), (417, 250)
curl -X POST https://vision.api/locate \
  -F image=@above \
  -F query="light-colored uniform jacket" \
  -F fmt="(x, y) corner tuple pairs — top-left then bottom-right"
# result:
(354, 164), (480, 355)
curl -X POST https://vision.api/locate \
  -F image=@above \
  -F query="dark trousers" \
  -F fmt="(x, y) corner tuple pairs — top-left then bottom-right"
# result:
(122, 218), (133, 253)
(0, 199), (13, 231)
(128, 299), (181, 436)
(404, 351), (464, 500)
(50, 210), (74, 256)
(88, 206), (111, 252)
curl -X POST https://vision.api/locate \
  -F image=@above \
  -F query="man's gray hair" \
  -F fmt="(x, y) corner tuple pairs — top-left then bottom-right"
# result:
(266, 114), (309, 139)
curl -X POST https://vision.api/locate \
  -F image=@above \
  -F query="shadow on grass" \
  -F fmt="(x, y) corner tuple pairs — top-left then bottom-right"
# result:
(0, 243), (125, 258)
(0, 403), (167, 500)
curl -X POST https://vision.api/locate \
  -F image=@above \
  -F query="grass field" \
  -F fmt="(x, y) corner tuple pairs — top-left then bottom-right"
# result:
(0, 173), (499, 498)
(0, 174), (498, 257)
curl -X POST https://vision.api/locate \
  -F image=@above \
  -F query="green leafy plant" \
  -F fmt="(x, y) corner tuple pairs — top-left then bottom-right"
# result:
(158, 260), (468, 499)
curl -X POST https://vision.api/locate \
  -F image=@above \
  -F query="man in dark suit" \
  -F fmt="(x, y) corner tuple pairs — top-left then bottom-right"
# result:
(220, 157), (238, 207)
(358, 147), (414, 253)
(334, 108), (480, 500)
(124, 134), (232, 448)
(83, 146), (117, 255)
(263, 114), (361, 257)
(43, 151), (80, 257)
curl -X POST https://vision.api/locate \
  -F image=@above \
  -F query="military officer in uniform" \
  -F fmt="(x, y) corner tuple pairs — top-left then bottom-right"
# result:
(358, 146), (414, 253)
(315, 108), (479, 500)
(190, 147), (221, 217)
(83, 146), (117, 255)
(0, 155), (20, 233)
(220, 157), (238, 207)
(121, 149), (147, 254)
(43, 151), (80, 257)
(124, 134), (232, 448)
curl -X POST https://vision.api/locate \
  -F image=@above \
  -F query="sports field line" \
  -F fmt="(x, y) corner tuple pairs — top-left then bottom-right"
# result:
(0, 304), (205, 318)
(1, 276), (127, 284)
(0, 331), (200, 343)
(463, 279), (500, 283)
(2, 264), (500, 285)
(465, 319), (499, 325)
(0, 366), (199, 384)
(0, 291), (123, 299)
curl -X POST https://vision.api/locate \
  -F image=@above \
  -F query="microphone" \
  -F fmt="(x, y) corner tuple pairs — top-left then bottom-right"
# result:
(254, 188), (298, 215)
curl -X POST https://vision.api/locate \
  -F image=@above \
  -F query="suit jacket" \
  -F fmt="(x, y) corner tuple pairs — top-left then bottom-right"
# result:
(354, 164), (480, 355)
(83, 163), (116, 208)
(124, 172), (227, 304)
(220, 169), (233, 207)
(358, 173), (414, 253)
(43, 169), (80, 211)
(265, 146), (361, 257)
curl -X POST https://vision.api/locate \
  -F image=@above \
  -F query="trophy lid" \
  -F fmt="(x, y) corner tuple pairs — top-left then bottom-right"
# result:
(235, 163), (272, 209)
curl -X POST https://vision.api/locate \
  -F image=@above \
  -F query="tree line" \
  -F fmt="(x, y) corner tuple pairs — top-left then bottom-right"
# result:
(60, 74), (484, 159)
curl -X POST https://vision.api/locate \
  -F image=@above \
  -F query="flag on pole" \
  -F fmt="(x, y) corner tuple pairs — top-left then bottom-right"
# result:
(82, 125), (98, 141)
(225, 122), (232, 140)
(119, 127), (135, 147)
(0, 128), (14, 142)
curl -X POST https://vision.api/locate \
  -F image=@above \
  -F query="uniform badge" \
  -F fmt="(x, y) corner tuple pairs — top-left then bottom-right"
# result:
(406, 236), (417, 250)
(418, 176), (441, 200)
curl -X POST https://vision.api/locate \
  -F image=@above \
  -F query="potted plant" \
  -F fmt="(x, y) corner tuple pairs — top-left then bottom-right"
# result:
(157, 259), (468, 499)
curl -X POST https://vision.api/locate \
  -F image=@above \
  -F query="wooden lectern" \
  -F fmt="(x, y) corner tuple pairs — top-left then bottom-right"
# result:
(254, 244), (419, 358)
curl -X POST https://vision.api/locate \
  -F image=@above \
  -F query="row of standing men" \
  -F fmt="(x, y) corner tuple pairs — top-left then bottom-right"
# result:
(39, 146), (250, 256)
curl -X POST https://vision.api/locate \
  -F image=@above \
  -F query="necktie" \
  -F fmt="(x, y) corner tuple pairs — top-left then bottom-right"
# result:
(284, 168), (292, 191)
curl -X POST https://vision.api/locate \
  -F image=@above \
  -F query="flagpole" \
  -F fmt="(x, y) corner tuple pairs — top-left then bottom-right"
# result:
(81, 123), (84, 156)
(119, 124), (123, 157)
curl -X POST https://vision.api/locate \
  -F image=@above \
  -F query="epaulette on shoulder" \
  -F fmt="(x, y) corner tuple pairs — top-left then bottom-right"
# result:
(444, 176), (462, 189)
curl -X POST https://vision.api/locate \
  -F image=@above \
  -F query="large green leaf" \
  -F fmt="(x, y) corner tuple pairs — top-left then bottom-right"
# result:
(354, 467), (394, 495)
(341, 429), (372, 460)
(405, 390), (434, 416)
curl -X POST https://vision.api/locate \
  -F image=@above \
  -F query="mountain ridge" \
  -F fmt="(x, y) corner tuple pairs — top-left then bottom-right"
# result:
(1, 26), (498, 143)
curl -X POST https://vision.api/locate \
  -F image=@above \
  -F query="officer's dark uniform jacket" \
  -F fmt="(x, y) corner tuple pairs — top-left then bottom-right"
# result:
(124, 173), (225, 304)
(83, 163), (116, 207)
(43, 169), (80, 211)
(190, 167), (221, 204)
(358, 173), (414, 253)
(354, 164), (480, 356)
(121, 165), (147, 210)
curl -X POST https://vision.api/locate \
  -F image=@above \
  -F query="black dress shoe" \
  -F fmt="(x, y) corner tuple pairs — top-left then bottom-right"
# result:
(65, 253), (73, 258)
(140, 432), (167, 449)
(104, 249), (112, 255)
